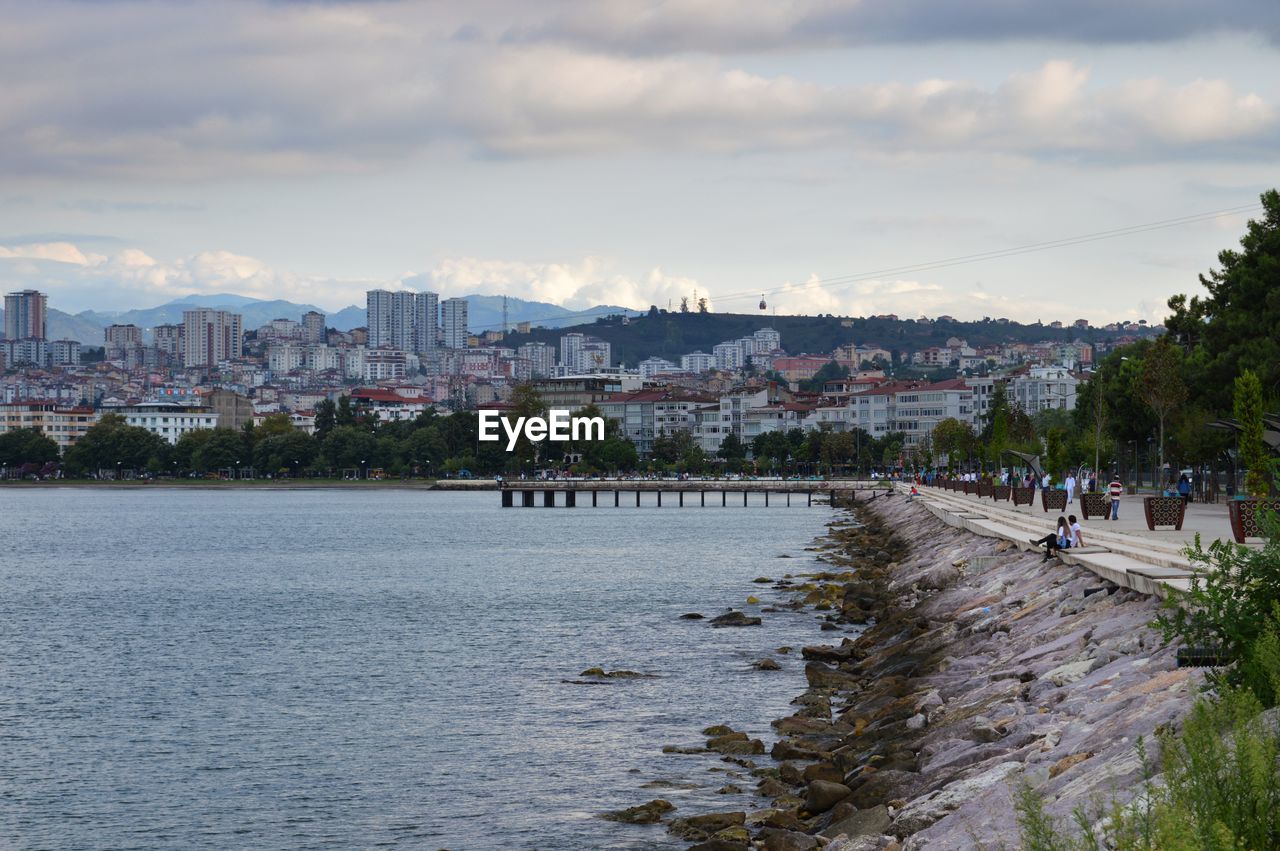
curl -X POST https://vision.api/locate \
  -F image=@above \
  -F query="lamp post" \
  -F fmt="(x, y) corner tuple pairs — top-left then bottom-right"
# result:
(361, 458), (367, 480)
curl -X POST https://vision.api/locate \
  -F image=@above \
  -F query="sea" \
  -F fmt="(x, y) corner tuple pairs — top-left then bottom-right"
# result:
(0, 487), (848, 849)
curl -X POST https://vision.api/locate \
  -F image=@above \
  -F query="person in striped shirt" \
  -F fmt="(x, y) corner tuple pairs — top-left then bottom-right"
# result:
(1108, 474), (1123, 520)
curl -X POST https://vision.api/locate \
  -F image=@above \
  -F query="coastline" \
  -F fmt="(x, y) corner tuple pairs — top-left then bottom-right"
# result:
(634, 491), (1199, 849)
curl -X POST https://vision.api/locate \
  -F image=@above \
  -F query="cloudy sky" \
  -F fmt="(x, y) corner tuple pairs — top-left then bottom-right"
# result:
(1, 0), (1277, 324)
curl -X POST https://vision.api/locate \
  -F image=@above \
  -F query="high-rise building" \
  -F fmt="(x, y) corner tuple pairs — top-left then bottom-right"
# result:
(366, 289), (416, 350)
(50, 339), (81, 367)
(4, 289), (48, 341)
(559, 333), (584, 371)
(182, 309), (243, 368)
(441, 298), (469, 349)
(414, 292), (439, 354)
(153, 324), (184, 363)
(104, 324), (143, 359)
(302, 310), (326, 344)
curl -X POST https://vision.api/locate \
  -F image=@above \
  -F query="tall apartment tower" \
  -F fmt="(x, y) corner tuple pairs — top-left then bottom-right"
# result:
(182, 309), (243, 368)
(441, 298), (469, 349)
(302, 310), (326, 344)
(4, 289), (48, 340)
(153, 324), (184, 362)
(366, 289), (417, 350)
(414, 292), (439, 354)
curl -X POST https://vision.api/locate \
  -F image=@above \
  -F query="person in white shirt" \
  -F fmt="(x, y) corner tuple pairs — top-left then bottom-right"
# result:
(1041, 473), (1051, 490)
(1065, 474), (1076, 504)
(1068, 515), (1084, 548)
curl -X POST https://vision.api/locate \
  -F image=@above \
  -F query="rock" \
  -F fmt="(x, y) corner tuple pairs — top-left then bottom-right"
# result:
(662, 745), (706, 754)
(805, 662), (860, 690)
(1043, 659), (1094, 686)
(758, 778), (791, 797)
(707, 731), (748, 748)
(820, 804), (891, 839)
(905, 713), (926, 731)
(601, 798), (675, 824)
(772, 739), (822, 761)
(680, 613), (706, 620)
(971, 721), (1002, 743)
(711, 610), (762, 627)
(754, 576), (774, 583)
(802, 762), (844, 785)
(892, 761), (1021, 833)
(712, 825), (751, 842)
(689, 841), (749, 851)
(754, 658), (782, 671)
(1049, 751), (1094, 779)
(579, 667), (653, 679)
(716, 784), (743, 794)
(805, 779), (852, 814)
(668, 810), (747, 840)
(778, 761), (804, 785)
(761, 828), (820, 851)
(746, 595), (761, 604)
(703, 724), (735, 736)
(777, 646), (793, 654)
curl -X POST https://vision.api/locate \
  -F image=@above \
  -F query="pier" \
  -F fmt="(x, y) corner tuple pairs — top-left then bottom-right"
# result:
(496, 479), (888, 508)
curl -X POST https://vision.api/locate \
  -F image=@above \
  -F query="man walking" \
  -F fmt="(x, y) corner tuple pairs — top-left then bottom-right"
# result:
(1065, 473), (1076, 504)
(1108, 473), (1123, 521)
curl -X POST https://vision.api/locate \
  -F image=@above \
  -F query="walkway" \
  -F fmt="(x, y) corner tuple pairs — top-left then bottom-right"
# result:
(899, 483), (1262, 598)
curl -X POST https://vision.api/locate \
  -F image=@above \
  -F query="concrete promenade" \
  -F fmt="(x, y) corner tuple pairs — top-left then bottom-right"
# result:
(900, 482), (1263, 598)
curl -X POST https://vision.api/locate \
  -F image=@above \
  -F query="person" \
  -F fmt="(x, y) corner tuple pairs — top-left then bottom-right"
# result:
(1042, 472), (1051, 491)
(1108, 473), (1123, 520)
(1031, 515), (1071, 562)
(1068, 514), (1084, 548)
(1065, 473), (1076, 504)
(1177, 473), (1191, 503)
(908, 485), (919, 501)
(1087, 471), (1097, 494)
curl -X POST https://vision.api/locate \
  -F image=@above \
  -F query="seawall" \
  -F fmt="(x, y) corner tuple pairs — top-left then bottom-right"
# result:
(754, 493), (1199, 849)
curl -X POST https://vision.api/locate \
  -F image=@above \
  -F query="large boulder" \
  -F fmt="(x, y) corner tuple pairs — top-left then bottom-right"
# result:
(805, 779), (852, 814)
(601, 799), (675, 824)
(711, 610), (762, 627)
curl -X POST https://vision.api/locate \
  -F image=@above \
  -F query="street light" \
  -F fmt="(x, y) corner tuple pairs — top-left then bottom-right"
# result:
(361, 458), (367, 480)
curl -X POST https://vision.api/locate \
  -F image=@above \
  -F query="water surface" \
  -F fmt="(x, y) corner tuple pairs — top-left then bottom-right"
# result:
(0, 488), (843, 849)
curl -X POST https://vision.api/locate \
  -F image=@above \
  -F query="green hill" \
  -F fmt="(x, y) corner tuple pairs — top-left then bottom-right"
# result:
(500, 311), (1153, 366)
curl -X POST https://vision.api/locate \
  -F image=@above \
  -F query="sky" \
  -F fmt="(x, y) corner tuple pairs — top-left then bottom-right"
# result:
(0, 0), (1277, 324)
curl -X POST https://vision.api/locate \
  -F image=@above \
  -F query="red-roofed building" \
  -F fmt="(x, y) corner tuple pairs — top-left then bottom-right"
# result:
(349, 387), (434, 422)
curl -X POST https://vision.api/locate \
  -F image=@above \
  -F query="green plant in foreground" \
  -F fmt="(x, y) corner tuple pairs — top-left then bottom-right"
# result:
(1017, 686), (1280, 850)
(1155, 513), (1280, 701)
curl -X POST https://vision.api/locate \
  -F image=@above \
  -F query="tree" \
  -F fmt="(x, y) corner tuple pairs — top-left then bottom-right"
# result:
(1235, 369), (1270, 497)
(321, 425), (378, 472)
(314, 398), (337, 439)
(0, 428), (60, 468)
(717, 432), (746, 462)
(192, 428), (248, 474)
(63, 414), (169, 477)
(932, 417), (975, 470)
(1136, 335), (1188, 486)
(801, 360), (850, 392)
(335, 395), (355, 427)
(1167, 189), (1280, 412)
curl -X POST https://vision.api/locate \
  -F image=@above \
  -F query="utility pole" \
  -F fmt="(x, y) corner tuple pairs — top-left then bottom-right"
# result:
(502, 295), (508, 337)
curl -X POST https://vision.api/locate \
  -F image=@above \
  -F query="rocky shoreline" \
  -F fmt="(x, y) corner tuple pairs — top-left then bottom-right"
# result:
(611, 490), (1201, 849)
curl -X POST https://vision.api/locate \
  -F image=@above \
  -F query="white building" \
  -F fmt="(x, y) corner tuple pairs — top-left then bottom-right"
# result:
(681, 351), (716, 373)
(110, 402), (220, 444)
(50, 339), (81, 367)
(105, 324), (143, 359)
(713, 341), (745, 371)
(639, 357), (678, 379)
(1008, 366), (1079, 412)
(366, 289), (416, 351)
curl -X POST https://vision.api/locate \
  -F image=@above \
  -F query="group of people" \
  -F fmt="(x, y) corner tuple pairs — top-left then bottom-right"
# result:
(1032, 515), (1085, 562)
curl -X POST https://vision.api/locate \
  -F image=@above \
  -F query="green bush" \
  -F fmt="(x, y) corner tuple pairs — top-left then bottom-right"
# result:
(1155, 514), (1280, 701)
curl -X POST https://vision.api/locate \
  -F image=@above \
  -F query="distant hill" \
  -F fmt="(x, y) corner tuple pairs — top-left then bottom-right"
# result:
(5, 293), (633, 341)
(500, 311), (1156, 366)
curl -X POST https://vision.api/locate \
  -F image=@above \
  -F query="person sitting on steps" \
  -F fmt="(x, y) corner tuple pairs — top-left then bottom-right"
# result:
(1031, 515), (1071, 562)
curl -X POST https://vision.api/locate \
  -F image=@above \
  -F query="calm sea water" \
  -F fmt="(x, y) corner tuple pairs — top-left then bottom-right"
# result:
(0, 488), (845, 849)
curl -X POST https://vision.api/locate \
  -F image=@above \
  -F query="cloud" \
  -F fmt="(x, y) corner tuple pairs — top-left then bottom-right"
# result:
(511, 0), (1280, 54)
(0, 1), (1274, 180)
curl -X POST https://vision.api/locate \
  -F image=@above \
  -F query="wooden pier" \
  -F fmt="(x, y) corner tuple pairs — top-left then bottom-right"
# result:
(497, 480), (887, 507)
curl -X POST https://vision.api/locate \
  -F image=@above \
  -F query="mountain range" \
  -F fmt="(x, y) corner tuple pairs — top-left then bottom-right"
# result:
(1, 293), (632, 344)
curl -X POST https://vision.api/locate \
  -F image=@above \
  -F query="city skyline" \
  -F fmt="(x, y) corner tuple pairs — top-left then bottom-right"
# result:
(1, 1), (1277, 324)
